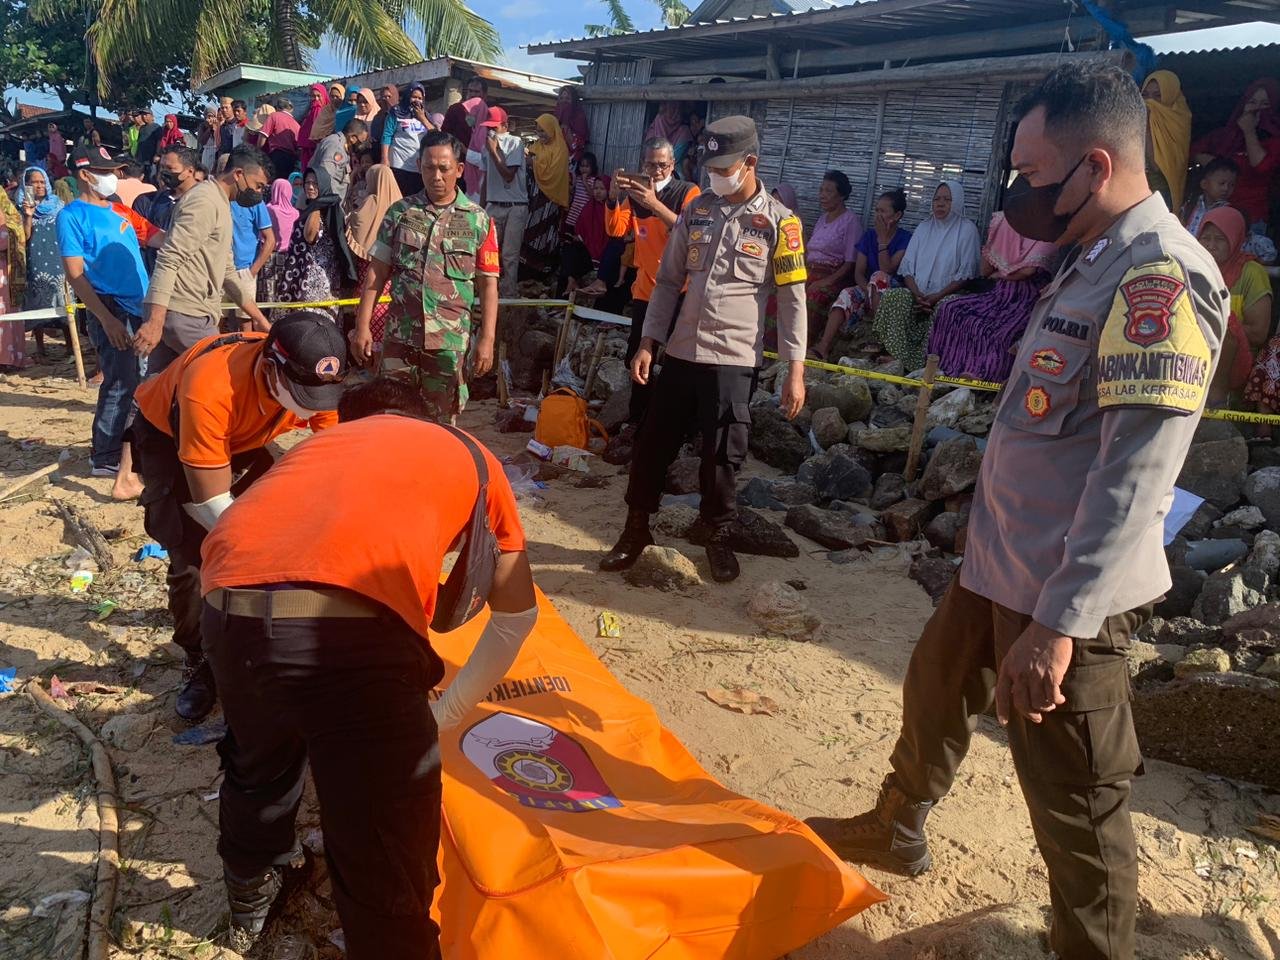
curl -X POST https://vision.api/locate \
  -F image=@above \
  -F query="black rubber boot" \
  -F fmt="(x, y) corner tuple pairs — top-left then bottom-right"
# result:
(599, 508), (654, 572)
(175, 657), (217, 723)
(804, 775), (935, 876)
(224, 865), (283, 952)
(705, 526), (740, 583)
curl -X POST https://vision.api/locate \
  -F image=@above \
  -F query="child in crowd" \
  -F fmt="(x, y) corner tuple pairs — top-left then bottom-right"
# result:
(1182, 157), (1238, 236)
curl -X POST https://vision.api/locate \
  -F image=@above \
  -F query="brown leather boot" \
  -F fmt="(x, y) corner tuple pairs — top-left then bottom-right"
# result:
(805, 775), (935, 876)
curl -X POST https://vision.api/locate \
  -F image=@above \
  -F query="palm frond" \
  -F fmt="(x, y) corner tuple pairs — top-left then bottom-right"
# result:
(656, 0), (690, 27)
(88, 0), (202, 93)
(190, 0), (278, 82)
(602, 0), (635, 34)
(315, 0), (424, 71)
(393, 0), (503, 62)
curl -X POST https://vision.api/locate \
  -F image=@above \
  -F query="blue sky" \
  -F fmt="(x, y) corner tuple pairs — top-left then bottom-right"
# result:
(7, 13), (1280, 117)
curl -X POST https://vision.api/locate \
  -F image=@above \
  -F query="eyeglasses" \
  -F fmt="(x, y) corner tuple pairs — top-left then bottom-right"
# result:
(641, 160), (673, 173)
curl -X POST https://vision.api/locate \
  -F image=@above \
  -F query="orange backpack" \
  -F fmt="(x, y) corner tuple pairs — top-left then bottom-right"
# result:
(534, 387), (608, 450)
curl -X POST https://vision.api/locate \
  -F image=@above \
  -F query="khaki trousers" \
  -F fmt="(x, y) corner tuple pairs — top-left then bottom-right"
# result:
(890, 578), (1151, 960)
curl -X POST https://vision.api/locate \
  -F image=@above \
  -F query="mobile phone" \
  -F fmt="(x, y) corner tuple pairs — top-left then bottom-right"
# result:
(622, 172), (653, 189)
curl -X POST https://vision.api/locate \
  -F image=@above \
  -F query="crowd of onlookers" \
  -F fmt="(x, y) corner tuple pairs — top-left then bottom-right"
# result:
(2, 72), (1279, 422)
(752, 72), (1279, 420)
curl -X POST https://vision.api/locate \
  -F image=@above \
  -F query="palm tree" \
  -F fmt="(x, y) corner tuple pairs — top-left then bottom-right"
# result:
(585, 0), (689, 37)
(44, 0), (502, 95)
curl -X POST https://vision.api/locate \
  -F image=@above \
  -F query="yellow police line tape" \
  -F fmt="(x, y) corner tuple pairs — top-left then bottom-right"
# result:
(763, 351), (1280, 427)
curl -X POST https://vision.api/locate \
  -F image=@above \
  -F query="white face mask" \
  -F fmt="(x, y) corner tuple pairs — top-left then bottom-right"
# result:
(268, 370), (319, 421)
(652, 175), (673, 194)
(707, 165), (747, 198)
(89, 172), (118, 199)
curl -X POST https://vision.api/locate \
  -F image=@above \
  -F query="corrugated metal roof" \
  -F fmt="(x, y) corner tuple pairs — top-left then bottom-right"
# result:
(530, 0), (1280, 62)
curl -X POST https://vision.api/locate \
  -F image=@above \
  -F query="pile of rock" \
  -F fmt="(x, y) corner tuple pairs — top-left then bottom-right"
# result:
(741, 362), (992, 599)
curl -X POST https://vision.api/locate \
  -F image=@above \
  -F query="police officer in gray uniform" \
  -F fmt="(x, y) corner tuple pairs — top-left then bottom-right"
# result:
(806, 64), (1228, 960)
(598, 116), (809, 583)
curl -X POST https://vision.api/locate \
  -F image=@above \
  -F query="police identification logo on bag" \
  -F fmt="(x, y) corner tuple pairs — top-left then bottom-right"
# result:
(462, 712), (622, 812)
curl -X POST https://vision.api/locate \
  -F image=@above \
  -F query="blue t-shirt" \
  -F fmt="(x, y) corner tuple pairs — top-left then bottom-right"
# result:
(230, 201), (272, 270)
(55, 200), (150, 318)
(855, 226), (912, 275)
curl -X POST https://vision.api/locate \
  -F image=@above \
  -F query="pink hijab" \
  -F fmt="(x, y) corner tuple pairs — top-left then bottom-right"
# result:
(297, 83), (328, 169)
(267, 178), (300, 252)
(462, 97), (488, 200)
(983, 211), (1057, 279)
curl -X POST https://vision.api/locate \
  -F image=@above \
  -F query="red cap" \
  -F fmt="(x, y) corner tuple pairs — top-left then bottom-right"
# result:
(478, 106), (509, 128)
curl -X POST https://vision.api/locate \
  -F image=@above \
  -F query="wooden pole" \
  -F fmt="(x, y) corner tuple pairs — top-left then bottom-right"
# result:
(582, 329), (607, 401)
(0, 460), (61, 503)
(904, 354), (939, 482)
(63, 283), (87, 389)
(26, 680), (119, 960)
(496, 341), (511, 409)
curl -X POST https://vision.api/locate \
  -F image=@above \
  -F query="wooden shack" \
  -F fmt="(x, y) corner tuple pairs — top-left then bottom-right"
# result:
(531, 0), (1280, 232)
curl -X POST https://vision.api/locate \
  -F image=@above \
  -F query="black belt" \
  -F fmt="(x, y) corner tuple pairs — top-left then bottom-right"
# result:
(487, 201), (527, 207)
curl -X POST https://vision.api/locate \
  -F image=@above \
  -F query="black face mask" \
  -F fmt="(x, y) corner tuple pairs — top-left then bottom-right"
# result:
(1002, 155), (1092, 243)
(159, 169), (184, 190)
(235, 181), (264, 208)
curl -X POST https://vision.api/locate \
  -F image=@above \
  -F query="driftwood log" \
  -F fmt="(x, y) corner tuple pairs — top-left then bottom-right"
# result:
(26, 680), (120, 960)
(53, 500), (115, 572)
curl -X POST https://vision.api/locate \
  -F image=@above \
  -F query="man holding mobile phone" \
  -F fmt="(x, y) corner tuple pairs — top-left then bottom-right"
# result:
(482, 106), (528, 298)
(605, 136), (701, 428)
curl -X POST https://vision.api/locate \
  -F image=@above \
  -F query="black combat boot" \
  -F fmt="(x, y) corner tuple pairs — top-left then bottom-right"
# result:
(175, 657), (217, 723)
(599, 508), (654, 572)
(224, 865), (283, 952)
(804, 775), (935, 876)
(705, 525), (740, 583)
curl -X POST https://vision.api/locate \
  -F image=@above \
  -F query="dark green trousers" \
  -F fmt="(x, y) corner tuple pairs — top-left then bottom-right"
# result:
(890, 578), (1151, 960)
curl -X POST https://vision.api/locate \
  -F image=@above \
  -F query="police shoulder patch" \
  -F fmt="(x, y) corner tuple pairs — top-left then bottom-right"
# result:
(772, 215), (807, 286)
(1096, 257), (1211, 415)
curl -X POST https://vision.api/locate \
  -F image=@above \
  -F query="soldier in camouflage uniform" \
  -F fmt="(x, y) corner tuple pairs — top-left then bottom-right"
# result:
(352, 130), (500, 422)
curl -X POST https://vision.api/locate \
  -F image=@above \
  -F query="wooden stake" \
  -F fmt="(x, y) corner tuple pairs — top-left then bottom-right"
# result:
(63, 282), (87, 389)
(496, 341), (511, 408)
(582, 329), (607, 400)
(904, 354), (939, 482)
(26, 680), (119, 960)
(0, 461), (62, 503)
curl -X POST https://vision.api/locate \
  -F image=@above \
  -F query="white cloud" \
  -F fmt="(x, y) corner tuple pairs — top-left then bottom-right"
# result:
(499, 0), (548, 19)
(499, 30), (581, 79)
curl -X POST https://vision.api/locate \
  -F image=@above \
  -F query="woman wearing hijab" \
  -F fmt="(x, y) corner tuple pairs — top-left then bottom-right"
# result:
(16, 166), (67, 359)
(259, 178), (301, 306)
(273, 169), (356, 323)
(872, 180), (981, 371)
(382, 83), (431, 196)
(644, 102), (693, 167)
(1141, 70), (1192, 212)
(925, 211), (1058, 382)
(310, 82), (346, 143)
(54, 176), (76, 205)
(528, 114), (570, 209)
(555, 86), (590, 164)
(1193, 78), (1280, 229)
(353, 88), (380, 124)
(1204, 207), (1276, 409)
(345, 164), (402, 351)
(771, 183), (798, 211)
(156, 115), (185, 154)
(298, 83), (329, 172)
(461, 97), (489, 202)
(0, 189), (27, 368)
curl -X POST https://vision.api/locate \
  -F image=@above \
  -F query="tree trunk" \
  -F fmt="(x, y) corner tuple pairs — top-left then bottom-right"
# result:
(274, 0), (303, 70)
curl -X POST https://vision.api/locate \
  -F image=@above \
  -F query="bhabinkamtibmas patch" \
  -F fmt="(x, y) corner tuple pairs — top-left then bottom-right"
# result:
(772, 215), (807, 286)
(1096, 257), (1210, 414)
